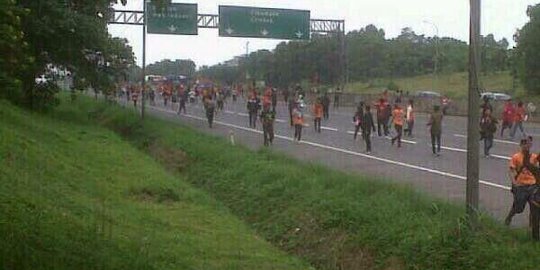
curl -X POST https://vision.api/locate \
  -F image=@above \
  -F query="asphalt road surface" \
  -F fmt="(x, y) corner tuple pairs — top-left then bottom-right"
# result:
(132, 96), (540, 228)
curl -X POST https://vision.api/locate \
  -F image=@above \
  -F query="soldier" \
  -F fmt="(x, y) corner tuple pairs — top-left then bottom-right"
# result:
(480, 108), (498, 158)
(260, 104), (276, 146)
(353, 102), (364, 140)
(427, 105), (443, 156)
(204, 97), (216, 128)
(361, 105), (376, 153)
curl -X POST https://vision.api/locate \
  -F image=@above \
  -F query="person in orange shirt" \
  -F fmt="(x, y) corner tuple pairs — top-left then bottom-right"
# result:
(504, 138), (539, 227)
(312, 98), (324, 133)
(292, 103), (304, 142)
(390, 104), (404, 148)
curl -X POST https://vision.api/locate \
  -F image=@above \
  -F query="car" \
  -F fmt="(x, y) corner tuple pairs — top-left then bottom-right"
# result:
(415, 91), (441, 98)
(480, 92), (512, 101)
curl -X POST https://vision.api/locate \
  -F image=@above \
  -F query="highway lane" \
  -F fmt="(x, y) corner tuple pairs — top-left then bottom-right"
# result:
(144, 97), (540, 227)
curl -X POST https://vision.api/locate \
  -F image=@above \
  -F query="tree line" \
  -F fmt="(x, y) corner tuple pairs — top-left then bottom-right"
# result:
(198, 24), (512, 90)
(1, 0), (142, 111)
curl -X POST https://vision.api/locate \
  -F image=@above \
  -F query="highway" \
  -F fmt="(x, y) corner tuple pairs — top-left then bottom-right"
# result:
(138, 96), (540, 227)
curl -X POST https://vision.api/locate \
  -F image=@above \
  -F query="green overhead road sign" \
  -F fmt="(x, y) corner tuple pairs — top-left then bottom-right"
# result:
(219, 6), (310, 40)
(146, 3), (197, 35)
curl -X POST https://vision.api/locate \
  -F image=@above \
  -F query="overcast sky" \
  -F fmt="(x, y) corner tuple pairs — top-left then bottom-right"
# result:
(107, 0), (539, 68)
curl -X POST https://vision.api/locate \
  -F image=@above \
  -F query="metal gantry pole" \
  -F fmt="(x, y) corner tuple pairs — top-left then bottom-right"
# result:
(141, 0), (147, 120)
(466, 0), (481, 228)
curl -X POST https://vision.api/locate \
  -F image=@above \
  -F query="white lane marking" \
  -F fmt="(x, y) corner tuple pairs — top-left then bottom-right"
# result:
(321, 126), (339, 132)
(224, 110), (235, 114)
(347, 131), (356, 135)
(238, 112), (249, 117)
(150, 106), (510, 191)
(275, 119), (286, 123)
(454, 134), (518, 145)
(384, 136), (417, 145)
(435, 145), (510, 161)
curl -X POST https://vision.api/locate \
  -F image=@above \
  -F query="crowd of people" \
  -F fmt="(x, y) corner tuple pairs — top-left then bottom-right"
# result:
(120, 81), (532, 159)
(115, 80), (540, 239)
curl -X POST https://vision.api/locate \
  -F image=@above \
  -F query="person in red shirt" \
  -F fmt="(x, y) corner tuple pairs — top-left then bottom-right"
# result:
(375, 98), (389, 136)
(510, 101), (527, 139)
(501, 99), (515, 137)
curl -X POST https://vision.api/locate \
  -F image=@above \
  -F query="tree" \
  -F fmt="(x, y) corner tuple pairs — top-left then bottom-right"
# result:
(146, 59), (196, 78)
(515, 4), (540, 94)
(0, 0), (32, 103)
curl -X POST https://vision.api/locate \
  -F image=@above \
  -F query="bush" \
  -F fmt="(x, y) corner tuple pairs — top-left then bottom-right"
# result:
(387, 81), (400, 91)
(26, 81), (60, 112)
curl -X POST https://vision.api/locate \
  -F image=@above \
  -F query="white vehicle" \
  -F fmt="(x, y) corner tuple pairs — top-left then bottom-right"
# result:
(480, 92), (512, 101)
(34, 75), (51, 84)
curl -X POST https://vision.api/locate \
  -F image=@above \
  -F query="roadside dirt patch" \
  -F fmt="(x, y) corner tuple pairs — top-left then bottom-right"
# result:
(147, 142), (189, 173)
(130, 187), (180, 204)
(276, 213), (387, 270)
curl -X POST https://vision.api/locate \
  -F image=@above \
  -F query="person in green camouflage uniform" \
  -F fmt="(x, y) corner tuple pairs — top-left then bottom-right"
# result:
(260, 104), (276, 146)
(428, 105), (443, 156)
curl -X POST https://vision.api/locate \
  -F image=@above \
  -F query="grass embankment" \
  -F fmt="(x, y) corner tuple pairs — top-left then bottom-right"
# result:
(0, 100), (309, 269)
(55, 96), (540, 270)
(345, 71), (524, 99)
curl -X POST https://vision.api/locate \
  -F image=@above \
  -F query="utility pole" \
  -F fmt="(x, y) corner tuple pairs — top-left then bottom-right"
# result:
(423, 20), (439, 91)
(467, 0), (481, 228)
(141, 0), (147, 120)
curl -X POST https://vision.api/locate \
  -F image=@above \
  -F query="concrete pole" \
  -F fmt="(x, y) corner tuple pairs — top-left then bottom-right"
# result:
(467, 0), (481, 228)
(141, 0), (147, 120)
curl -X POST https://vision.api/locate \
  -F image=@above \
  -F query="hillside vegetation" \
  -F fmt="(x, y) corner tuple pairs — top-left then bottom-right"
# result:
(50, 96), (540, 270)
(0, 100), (308, 270)
(345, 71), (523, 99)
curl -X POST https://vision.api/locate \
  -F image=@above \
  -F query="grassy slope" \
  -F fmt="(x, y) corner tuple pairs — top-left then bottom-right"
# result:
(345, 71), (524, 99)
(0, 100), (308, 270)
(59, 96), (540, 270)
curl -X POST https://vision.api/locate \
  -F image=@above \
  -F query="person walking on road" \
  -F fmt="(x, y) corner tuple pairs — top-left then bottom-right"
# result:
(427, 105), (443, 156)
(271, 87), (278, 113)
(177, 85), (187, 114)
(260, 104), (276, 146)
(292, 103), (304, 142)
(353, 102), (364, 140)
(361, 105), (376, 153)
(322, 92), (330, 120)
(288, 95), (296, 127)
(333, 87), (341, 109)
(480, 96), (493, 115)
(390, 104), (404, 148)
(510, 101), (527, 139)
(404, 99), (415, 137)
(504, 138), (540, 231)
(480, 108), (498, 158)
(501, 99), (515, 137)
(313, 98), (324, 133)
(204, 97), (216, 128)
(131, 87), (139, 108)
(376, 98), (390, 137)
(247, 92), (260, 128)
